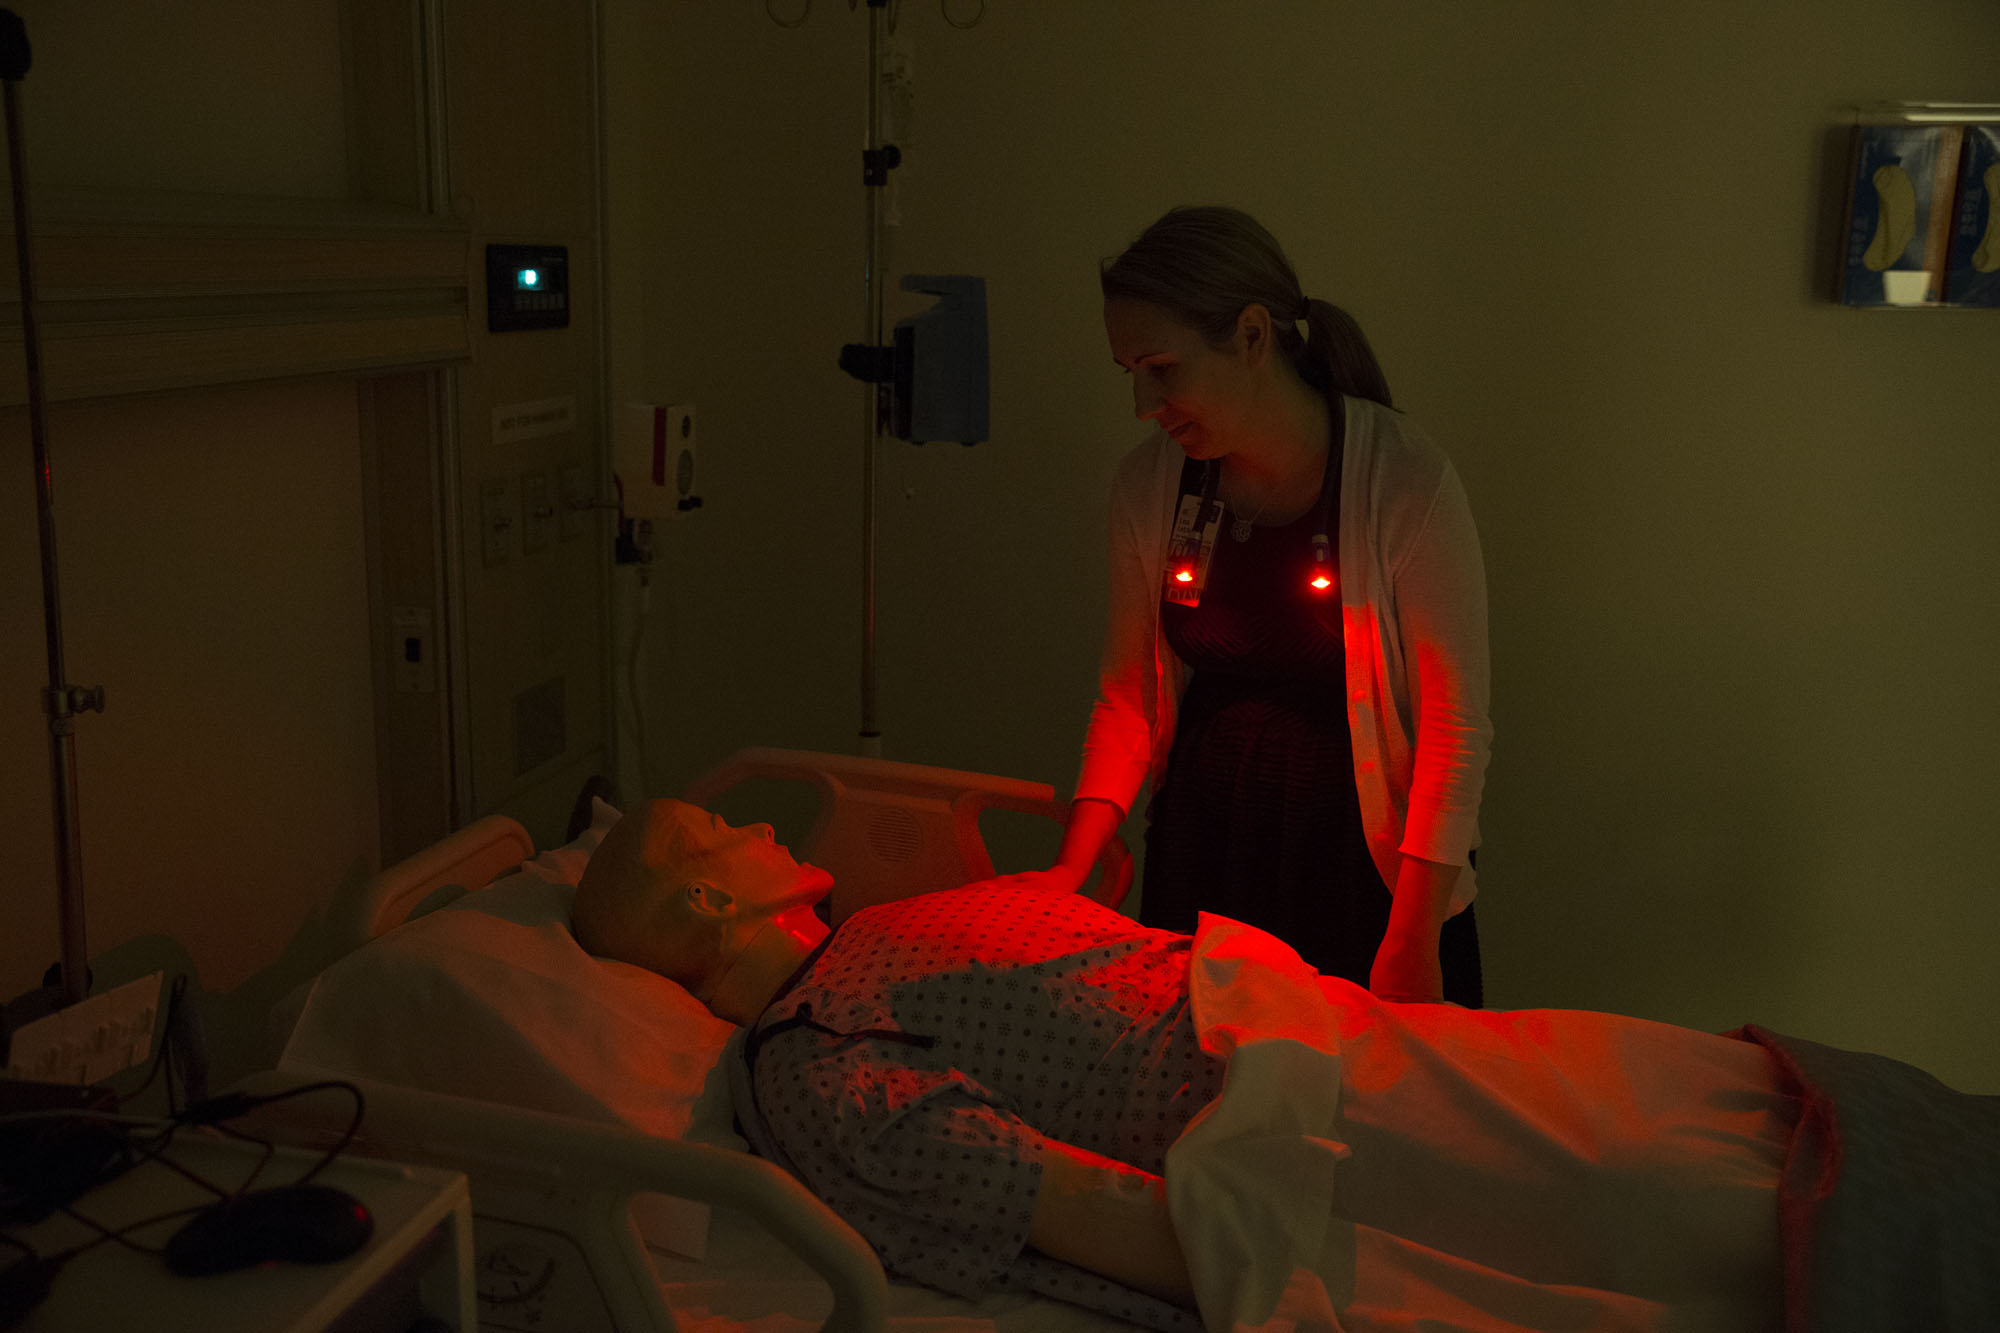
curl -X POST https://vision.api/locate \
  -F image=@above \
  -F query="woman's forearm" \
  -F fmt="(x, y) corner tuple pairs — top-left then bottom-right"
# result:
(1047, 797), (1126, 890)
(1369, 852), (1459, 1001)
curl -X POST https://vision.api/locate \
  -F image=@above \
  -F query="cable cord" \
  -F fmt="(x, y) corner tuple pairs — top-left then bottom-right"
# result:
(0, 1079), (364, 1324)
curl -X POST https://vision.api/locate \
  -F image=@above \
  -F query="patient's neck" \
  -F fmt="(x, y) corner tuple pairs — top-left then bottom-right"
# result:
(706, 905), (829, 1025)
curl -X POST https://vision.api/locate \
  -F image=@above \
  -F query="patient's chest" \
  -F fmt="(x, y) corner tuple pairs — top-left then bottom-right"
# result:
(777, 885), (1225, 1171)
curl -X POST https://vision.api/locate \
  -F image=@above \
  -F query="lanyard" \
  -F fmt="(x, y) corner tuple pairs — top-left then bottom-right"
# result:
(740, 926), (938, 1103)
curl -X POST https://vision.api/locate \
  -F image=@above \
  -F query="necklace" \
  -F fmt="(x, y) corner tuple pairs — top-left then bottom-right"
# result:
(1228, 496), (1266, 542)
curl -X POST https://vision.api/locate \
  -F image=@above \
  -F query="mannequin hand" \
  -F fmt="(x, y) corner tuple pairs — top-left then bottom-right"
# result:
(985, 865), (1088, 895)
(1368, 936), (1444, 1003)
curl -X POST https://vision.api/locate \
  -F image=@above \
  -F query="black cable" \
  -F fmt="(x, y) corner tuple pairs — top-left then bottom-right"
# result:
(0, 1078), (365, 1330)
(205, 1122), (278, 1195)
(173, 1080), (365, 1187)
(35, 1079), (365, 1270)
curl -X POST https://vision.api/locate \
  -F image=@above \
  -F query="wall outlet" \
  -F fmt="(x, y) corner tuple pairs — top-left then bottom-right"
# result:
(3, 972), (162, 1085)
(392, 605), (436, 693)
(663, 404), (700, 520)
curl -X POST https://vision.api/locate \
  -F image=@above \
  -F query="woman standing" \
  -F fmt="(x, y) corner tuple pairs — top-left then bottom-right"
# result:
(1040, 206), (1491, 1005)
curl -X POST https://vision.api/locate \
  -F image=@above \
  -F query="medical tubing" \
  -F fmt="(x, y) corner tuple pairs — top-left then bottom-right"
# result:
(2, 10), (90, 1007)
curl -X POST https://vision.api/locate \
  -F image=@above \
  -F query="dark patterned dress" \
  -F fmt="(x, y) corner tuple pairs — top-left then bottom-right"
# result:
(1142, 498), (1483, 1005)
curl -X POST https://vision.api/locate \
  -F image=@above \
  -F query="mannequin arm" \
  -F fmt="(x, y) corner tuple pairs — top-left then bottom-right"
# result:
(1028, 1136), (1193, 1306)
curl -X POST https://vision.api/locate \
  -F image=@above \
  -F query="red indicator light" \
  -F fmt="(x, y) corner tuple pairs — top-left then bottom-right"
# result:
(1309, 574), (1332, 591)
(1174, 568), (1194, 583)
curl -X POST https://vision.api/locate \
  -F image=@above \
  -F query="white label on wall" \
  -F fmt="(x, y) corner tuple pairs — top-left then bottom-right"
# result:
(493, 396), (576, 445)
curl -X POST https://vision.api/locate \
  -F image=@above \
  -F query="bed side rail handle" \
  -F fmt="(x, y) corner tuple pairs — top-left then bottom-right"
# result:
(238, 1067), (890, 1333)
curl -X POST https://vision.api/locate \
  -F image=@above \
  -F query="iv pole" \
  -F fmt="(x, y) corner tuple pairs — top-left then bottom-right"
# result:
(2, 7), (101, 1009)
(827, 0), (987, 758)
(856, 0), (893, 759)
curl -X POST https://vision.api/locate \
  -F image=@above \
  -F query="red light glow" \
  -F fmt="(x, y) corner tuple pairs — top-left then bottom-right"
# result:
(1309, 574), (1332, 590)
(1174, 568), (1194, 583)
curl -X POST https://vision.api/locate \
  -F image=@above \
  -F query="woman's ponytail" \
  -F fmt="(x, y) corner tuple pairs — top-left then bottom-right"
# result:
(1299, 297), (1392, 409)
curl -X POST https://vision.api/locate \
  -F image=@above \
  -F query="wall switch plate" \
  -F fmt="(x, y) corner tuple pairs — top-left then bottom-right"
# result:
(3, 972), (162, 1085)
(664, 404), (700, 520)
(392, 606), (436, 693)
(481, 477), (513, 567)
(559, 465), (590, 541)
(522, 471), (553, 554)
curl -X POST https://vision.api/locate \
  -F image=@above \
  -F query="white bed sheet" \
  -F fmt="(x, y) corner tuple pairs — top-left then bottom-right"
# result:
(1167, 913), (1791, 1333)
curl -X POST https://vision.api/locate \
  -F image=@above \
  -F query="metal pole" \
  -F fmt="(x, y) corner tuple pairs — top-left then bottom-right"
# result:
(857, 0), (886, 758)
(3, 21), (92, 1006)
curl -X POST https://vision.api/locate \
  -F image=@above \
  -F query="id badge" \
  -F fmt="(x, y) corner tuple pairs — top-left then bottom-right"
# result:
(1163, 493), (1224, 606)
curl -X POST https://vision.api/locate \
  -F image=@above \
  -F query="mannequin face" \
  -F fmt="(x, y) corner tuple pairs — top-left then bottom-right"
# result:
(573, 799), (832, 1001)
(640, 800), (834, 923)
(1104, 297), (1268, 460)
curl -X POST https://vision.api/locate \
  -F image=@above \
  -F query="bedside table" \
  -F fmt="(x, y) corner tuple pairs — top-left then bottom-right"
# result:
(13, 1129), (474, 1332)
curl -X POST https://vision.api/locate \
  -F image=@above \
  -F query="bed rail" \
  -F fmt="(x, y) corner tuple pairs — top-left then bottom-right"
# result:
(239, 1066), (890, 1333)
(339, 813), (535, 949)
(682, 746), (1132, 919)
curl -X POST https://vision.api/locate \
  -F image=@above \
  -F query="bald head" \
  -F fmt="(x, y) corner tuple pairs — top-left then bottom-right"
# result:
(572, 799), (833, 1007)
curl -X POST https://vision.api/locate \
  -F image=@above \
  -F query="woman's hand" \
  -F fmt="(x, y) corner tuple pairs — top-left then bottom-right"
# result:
(1370, 853), (1457, 1003)
(1368, 933), (1444, 1003)
(986, 865), (1087, 895)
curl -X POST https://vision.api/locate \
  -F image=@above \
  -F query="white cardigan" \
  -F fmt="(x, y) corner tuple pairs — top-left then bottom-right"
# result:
(1074, 395), (1491, 911)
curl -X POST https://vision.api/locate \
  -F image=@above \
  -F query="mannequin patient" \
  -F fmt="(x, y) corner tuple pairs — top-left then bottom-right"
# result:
(571, 798), (1202, 1314)
(568, 799), (1867, 1332)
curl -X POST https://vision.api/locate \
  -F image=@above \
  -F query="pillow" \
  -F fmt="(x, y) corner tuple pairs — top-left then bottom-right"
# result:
(282, 794), (742, 1142)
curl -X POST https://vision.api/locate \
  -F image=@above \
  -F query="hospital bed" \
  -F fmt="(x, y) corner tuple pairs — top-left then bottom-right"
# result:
(261, 747), (1145, 1333)
(261, 746), (1942, 1333)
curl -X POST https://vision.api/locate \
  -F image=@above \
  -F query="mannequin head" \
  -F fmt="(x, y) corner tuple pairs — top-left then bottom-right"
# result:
(572, 799), (832, 1023)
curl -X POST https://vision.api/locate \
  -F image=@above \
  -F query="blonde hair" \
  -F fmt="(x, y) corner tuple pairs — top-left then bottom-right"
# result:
(1100, 205), (1392, 409)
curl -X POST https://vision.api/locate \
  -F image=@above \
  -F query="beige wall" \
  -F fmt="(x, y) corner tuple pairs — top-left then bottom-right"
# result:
(0, 2), (374, 1037)
(448, 1), (613, 850)
(15, 0), (349, 197)
(0, 1), (605, 1087)
(0, 383), (380, 1005)
(607, 1), (2000, 1091)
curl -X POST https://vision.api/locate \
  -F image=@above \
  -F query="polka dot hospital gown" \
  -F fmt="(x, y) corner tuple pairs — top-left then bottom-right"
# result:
(734, 884), (1218, 1330)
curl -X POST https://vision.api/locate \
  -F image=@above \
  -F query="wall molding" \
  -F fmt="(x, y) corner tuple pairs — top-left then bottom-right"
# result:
(0, 192), (469, 406)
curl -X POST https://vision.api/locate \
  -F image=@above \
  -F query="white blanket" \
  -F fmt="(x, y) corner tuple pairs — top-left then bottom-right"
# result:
(1166, 914), (1793, 1333)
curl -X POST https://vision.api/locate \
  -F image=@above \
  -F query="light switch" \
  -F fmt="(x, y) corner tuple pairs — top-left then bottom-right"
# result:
(522, 471), (553, 553)
(481, 477), (513, 567)
(560, 464), (590, 541)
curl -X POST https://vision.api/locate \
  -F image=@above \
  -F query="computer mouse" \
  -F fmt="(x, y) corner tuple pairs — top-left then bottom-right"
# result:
(162, 1183), (373, 1277)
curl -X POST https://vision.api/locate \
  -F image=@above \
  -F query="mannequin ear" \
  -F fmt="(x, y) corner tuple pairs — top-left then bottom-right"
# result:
(682, 879), (737, 921)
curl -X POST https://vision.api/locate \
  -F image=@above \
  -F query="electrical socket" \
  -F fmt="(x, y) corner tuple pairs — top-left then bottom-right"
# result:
(3, 971), (162, 1085)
